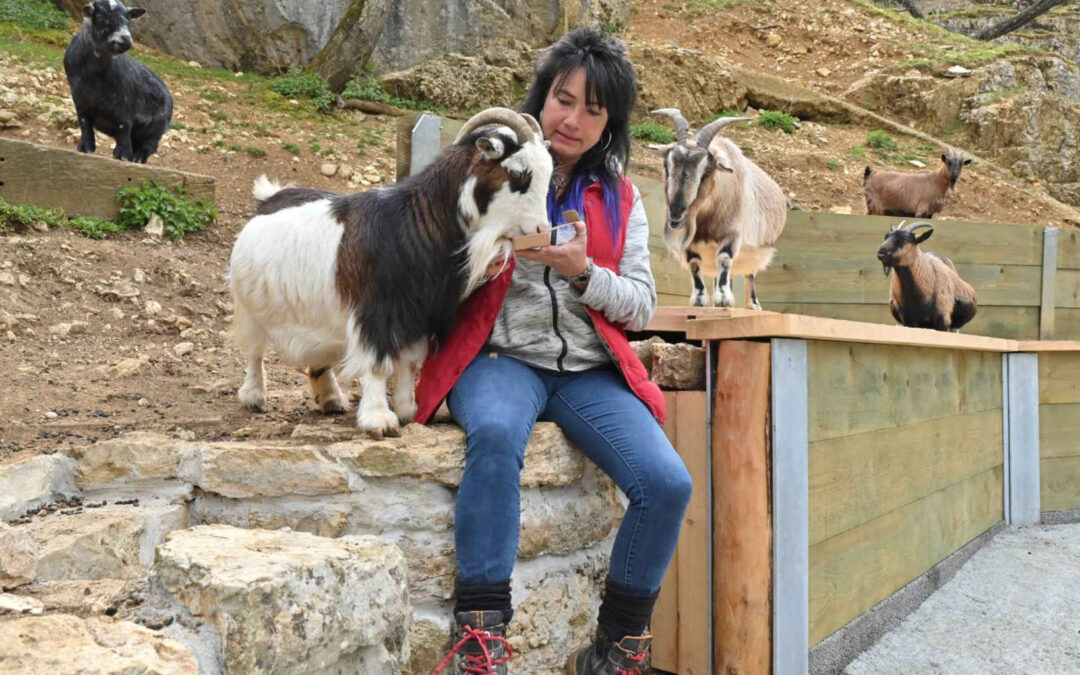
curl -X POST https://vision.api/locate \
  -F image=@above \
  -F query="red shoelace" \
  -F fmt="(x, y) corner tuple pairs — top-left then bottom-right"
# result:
(432, 624), (514, 675)
(619, 649), (648, 675)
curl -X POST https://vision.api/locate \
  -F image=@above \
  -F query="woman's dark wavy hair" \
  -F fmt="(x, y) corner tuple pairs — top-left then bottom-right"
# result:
(520, 27), (637, 237)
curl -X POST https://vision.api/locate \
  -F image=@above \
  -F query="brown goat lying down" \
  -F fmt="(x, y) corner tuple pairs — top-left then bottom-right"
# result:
(877, 221), (977, 332)
(864, 148), (971, 219)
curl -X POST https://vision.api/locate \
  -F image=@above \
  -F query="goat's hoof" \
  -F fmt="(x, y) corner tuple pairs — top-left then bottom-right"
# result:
(690, 292), (708, 307)
(319, 397), (348, 415)
(238, 390), (266, 413)
(748, 302), (763, 311)
(243, 400), (266, 414)
(356, 407), (400, 439)
(713, 292), (735, 308)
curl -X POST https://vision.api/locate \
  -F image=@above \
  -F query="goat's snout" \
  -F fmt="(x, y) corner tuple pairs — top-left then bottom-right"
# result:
(877, 246), (894, 275)
(667, 205), (687, 229)
(108, 35), (132, 53)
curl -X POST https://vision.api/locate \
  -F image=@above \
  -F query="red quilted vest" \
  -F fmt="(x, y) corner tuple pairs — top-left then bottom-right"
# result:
(414, 177), (666, 425)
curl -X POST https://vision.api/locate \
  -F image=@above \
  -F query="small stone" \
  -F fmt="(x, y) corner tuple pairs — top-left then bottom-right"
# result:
(45, 411), (58, 419)
(144, 213), (165, 238)
(765, 33), (782, 48)
(144, 301), (162, 316)
(175, 317), (193, 330)
(336, 164), (353, 179)
(49, 321), (89, 337)
(137, 398), (149, 407)
(320, 163), (338, 177)
(0, 271), (15, 286)
(908, 159), (926, 168)
(816, 67), (831, 77)
(108, 308), (124, 320)
(133, 269), (146, 283)
(174, 342), (195, 357)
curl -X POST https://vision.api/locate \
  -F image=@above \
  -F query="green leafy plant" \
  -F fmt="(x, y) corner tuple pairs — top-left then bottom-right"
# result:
(282, 142), (301, 156)
(0, 197), (122, 239)
(849, 145), (868, 160)
(756, 110), (798, 133)
(116, 181), (218, 239)
(341, 76), (430, 111)
(0, 0), (70, 31)
(245, 145), (267, 158)
(826, 160), (840, 171)
(865, 129), (898, 154)
(270, 68), (335, 113)
(630, 122), (676, 144)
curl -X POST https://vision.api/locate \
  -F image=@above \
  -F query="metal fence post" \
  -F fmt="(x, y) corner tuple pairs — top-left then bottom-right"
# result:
(1040, 227), (1059, 339)
(1004, 352), (1040, 525)
(410, 114), (443, 177)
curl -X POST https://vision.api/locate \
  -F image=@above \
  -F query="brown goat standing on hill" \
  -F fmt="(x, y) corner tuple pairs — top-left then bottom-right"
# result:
(877, 220), (978, 332)
(864, 148), (971, 218)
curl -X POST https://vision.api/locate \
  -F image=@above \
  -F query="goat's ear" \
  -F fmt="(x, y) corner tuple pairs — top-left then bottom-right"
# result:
(128, 7), (146, 19)
(712, 150), (734, 173)
(962, 158), (972, 165)
(940, 153), (948, 164)
(82, 3), (94, 19)
(643, 143), (673, 156)
(915, 228), (933, 244)
(475, 136), (504, 161)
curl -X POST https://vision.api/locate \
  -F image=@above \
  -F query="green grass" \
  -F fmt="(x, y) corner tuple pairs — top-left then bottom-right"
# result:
(270, 68), (336, 114)
(0, 197), (124, 239)
(826, 160), (840, 171)
(341, 76), (433, 112)
(244, 145), (266, 158)
(849, 145), (868, 160)
(756, 110), (798, 134)
(282, 142), (301, 156)
(630, 122), (676, 144)
(200, 90), (229, 104)
(865, 129), (898, 154)
(116, 181), (218, 239)
(0, 0), (70, 31)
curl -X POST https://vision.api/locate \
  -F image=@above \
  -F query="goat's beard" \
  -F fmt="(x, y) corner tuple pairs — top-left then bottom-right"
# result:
(461, 225), (514, 300)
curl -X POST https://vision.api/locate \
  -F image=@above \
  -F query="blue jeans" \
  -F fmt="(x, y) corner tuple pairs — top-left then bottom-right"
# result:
(447, 352), (693, 596)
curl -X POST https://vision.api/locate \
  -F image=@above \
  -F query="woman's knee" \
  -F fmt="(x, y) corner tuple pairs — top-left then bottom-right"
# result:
(649, 459), (693, 512)
(465, 419), (532, 470)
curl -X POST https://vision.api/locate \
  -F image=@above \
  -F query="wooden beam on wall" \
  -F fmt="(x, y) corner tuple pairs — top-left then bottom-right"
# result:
(0, 137), (214, 221)
(712, 340), (772, 674)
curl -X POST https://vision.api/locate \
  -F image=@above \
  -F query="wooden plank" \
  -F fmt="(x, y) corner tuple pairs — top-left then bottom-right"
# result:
(1055, 269), (1080, 309)
(753, 257), (1042, 306)
(1038, 352), (1080, 404)
(651, 391), (680, 673)
(0, 137), (214, 221)
(807, 342), (1003, 442)
(772, 211), (1046, 266)
(766, 303), (1040, 340)
(809, 465), (1003, 646)
(675, 391), (710, 675)
(1040, 456), (1080, 512)
(771, 339), (809, 675)
(712, 341), (771, 675)
(1056, 228), (1080, 270)
(1040, 403), (1080, 459)
(1041, 228), (1060, 338)
(809, 409), (1003, 545)
(1055, 308), (1080, 341)
(1016, 340), (1080, 352)
(686, 313), (1018, 352)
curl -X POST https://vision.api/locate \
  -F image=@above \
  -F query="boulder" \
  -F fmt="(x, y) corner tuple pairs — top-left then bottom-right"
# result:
(650, 342), (706, 390)
(155, 525), (411, 674)
(0, 614), (198, 674)
(177, 441), (352, 498)
(382, 54), (520, 111)
(0, 523), (37, 590)
(0, 454), (78, 522)
(64, 432), (185, 491)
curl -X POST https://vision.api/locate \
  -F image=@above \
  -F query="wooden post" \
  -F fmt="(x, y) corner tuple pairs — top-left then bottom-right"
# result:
(0, 137), (213, 221)
(650, 392), (681, 673)
(712, 340), (773, 674)
(1040, 227), (1059, 339)
(675, 390), (710, 675)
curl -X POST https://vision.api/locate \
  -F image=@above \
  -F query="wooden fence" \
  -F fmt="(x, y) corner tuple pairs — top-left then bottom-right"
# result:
(399, 114), (1080, 340)
(1040, 350), (1080, 513)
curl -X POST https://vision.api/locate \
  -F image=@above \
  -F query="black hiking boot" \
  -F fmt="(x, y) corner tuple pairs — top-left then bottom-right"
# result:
(433, 610), (512, 674)
(566, 628), (652, 675)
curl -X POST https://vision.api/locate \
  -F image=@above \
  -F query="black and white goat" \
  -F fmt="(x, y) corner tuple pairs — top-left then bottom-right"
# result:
(878, 220), (977, 332)
(650, 109), (787, 309)
(64, 0), (172, 163)
(228, 108), (552, 437)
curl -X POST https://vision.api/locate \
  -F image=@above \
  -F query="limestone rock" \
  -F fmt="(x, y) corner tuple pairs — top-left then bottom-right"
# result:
(64, 432), (185, 491)
(0, 454), (78, 522)
(16, 579), (134, 616)
(650, 342), (706, 390)
(325, 422), (585, 487)
(405, 618), (450, 675)
(0, 614), (198, 674)
(0, 593), (43, 615)
(630, 335), (665, 376)
(155, 525), (411, 674)
(26, 504), (188, 582)
(632, 44), (748, 124)
(0, 523), (38, 590)
(382, 54), (518, 111)
(178, 441), (351, 498)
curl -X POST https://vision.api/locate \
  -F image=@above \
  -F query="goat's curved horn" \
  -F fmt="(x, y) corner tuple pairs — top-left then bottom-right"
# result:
(454, 107), (534, 146)
(650, 108), (689, 145)
(520, 112), (543, 141)
(902, 220), (933, 232)
(694, 116), (752, 149)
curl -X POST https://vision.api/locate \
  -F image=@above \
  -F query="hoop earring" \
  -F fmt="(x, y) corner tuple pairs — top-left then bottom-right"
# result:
(600, 129), (612, 152)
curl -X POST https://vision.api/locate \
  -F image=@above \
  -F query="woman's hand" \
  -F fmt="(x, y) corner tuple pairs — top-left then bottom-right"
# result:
(516, 220), (588, 278)
(481, 255), (511, 282)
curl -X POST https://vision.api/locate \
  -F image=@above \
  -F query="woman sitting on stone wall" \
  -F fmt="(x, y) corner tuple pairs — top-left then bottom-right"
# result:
(416, 26), (692, 675)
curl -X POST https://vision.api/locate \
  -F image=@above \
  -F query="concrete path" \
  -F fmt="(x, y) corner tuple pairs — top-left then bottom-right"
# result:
(846, 524), (1080, 674)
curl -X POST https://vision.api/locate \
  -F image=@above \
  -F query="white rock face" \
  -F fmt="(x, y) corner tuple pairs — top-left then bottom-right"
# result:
(0, 522), (38, 590)
(64, 432), (185, 491)
(25, 504), (188, 582)
(155, 525), (411, 674)
(0, 454), (78, 522)
(0, 614), (198, 674)
(178, 441), (352, 498)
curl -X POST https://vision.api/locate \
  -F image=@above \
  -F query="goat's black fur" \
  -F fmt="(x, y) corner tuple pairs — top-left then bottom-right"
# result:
(64, 1), (172, 163)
